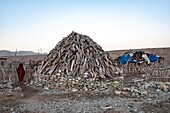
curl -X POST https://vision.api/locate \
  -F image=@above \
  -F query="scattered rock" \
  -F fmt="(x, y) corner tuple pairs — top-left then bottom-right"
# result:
(101, 105), (112, 110)
(44, 86), (49, 90)
(72, 88), (78, 92)
(142, 91), (148, 95)
(20, 94), (25, 98)
(115, 90), (122, 95)
(14, 87), (22, 92)
(6, 93), (12, 97)
(162, 84), (169, 92)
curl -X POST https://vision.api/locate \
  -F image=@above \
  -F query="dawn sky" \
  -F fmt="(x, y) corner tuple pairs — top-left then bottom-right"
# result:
(0, 0), (170, 53)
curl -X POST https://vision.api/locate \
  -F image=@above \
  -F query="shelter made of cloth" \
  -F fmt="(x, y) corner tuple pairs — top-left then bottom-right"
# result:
(118, 51), (161, 65)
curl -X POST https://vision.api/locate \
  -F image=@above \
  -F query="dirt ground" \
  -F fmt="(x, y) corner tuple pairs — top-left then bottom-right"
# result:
(1, 47), (170, 113)
(0, 82), (170, 113)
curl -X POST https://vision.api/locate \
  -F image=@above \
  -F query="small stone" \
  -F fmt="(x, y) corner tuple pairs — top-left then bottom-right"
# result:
(115, 90), (121, 95)
(72, 81), (76, 84)
(44, 86), (49, 90)
(56, 73), (61, 76)
(6, 93), (12, 97)
(20, 94), (25, 98)
(47, 84), (51, 88)
(10, 108), (14, 111)
(162, 85), (169, 92)
(84, 86), (88, 91)
(130, 108), (138, 112)
(156, 89), (161, 92)
(148, 98), (152, 101)
(14, 87), (22, 92)
(7, 84), (13, 89)
(37, 83), (43, 87)
(59, 86), (66, 90)
(73, 80), (79, 84)
(77, 77), (81, 80)
(122, 91), (128, 95)
(58, 70), (61, 73)
(144, 83), (150, 89)
(84, 73), (89, 78)
(72, 88), (78, 92)
(123, 87), (131, 91)
(113, 81), (119, 84)
(101, 105), (112, 110)
(90, 83), (94, 86)
(142, 91), (148, 95)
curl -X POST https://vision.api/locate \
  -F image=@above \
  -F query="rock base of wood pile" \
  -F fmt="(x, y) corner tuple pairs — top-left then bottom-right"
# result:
(34, 31), (122, 91)
(34, 72), (123, 91)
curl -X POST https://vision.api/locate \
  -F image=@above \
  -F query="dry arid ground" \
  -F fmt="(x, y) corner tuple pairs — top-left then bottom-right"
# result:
(0, 83), (170, 113)
(0, 47), (170, 113)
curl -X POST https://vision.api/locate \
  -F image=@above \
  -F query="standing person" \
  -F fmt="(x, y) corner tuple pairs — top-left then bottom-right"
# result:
(17, 63), (25, 83)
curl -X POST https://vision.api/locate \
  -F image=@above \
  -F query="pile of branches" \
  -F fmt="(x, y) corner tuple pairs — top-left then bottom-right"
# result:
(37, 31), (120, 79)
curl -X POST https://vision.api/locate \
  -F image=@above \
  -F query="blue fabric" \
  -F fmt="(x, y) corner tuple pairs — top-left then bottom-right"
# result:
(119, 52), (136, 64)
(118, 52), (161, 65)
(149, 54), (160, 62)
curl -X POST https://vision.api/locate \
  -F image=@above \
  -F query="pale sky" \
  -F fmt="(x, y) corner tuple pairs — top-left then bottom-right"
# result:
(0, 0), (170, 53)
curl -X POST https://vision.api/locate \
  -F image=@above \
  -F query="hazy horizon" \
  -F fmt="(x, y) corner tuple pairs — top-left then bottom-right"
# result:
(1, 0), (170, 53)
(1, 46), (170, 54)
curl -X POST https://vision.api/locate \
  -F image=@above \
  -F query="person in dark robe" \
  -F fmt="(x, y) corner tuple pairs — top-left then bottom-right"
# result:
(17, 63), (25, 83)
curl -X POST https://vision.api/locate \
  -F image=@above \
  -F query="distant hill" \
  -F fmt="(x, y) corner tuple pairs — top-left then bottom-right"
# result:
(0, 50), (47, 57)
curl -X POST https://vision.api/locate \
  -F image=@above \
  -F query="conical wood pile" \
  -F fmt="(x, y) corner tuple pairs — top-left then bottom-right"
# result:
(37, 31), (119, 78)
(35, 32), (122, 91)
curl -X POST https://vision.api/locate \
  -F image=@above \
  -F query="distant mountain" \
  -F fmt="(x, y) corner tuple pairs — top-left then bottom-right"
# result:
(0, 50), (47, 57)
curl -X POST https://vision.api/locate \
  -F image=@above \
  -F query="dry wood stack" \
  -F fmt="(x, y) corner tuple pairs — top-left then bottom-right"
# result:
(34, 31), (122, 91)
